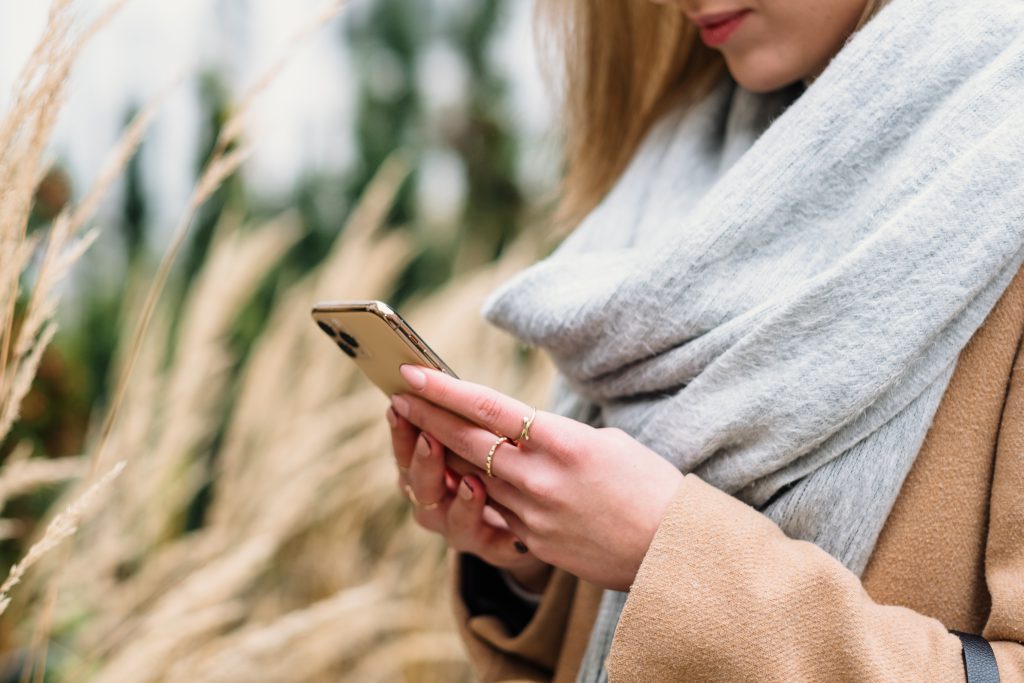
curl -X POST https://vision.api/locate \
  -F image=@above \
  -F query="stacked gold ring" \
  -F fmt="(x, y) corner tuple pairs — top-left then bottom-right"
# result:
(482, 407), (539, 479)
(517, 406), (537, 443)
(486, 435), (511, 478)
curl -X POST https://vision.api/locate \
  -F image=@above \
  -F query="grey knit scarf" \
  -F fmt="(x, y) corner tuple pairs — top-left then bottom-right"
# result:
(479, 0), (1024, 679)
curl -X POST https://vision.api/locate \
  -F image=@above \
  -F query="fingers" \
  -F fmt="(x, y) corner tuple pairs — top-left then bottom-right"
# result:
(448, 476), (530, 567)
(444, 448), (529, 513)
(391, 393), (529, 487)
(397, 364), (568, 451)
(481, 504), (510, 530)
(392, 393), (539, 567)
(407, 432), (448, 519)
(446, 477), (487, 551)
(490, 501), (531, 547)
(387, 406), (419, 470)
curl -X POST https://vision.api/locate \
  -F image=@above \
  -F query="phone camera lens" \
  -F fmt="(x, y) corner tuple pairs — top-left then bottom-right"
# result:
(337, 330), (359, 348)
(316, 321), (338, 338)
(336, 340), (357, 358)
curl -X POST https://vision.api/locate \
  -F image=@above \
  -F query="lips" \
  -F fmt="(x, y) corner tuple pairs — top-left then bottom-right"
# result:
(691, 8), (750, 28)
(692, 8), (751, 47)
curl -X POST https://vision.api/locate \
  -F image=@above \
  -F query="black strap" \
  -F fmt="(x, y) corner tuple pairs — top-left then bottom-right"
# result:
(951, 630), (1000, 683)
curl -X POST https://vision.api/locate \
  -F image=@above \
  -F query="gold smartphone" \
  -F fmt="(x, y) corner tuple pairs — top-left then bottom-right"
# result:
(311, 300), (458, 396)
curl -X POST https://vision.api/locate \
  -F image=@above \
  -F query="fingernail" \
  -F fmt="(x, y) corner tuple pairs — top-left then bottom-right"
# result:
(400, 364), (427, 391)
(415, 434), (430, 458)
(459, 478), (474, 501)
(385, 407), (398, 428)
(391, 394), (410, 418)
(514, 541), (528, 554)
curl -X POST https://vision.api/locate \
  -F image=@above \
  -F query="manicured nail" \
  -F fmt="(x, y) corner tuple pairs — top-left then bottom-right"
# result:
(514, 541), (528, 554)
(459, 478), (474, 501)
(400, 364), (427, 391)
(385, 407), (398, 428)
(415, 434), (430, 458)
(391, 394), (410, 418)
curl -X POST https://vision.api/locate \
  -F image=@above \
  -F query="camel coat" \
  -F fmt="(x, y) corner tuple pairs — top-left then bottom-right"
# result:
(451, 264), (1024, 682)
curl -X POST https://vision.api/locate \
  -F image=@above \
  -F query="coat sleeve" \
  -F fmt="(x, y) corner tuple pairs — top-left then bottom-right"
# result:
(450, 550), (579, 682)
(606, 371), (1024, 683)
(983, 332), (1024, 679)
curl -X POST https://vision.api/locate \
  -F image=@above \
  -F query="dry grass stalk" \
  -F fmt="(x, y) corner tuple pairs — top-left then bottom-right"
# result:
(0, 455), (85, 509)
(0, 23), (188, 678)
(0, 0), (129, 405)
(88, 0), (349, 481)
(9, 60), (177, 375)
(0, 0), (170, 463)
(82, 602), (247, 683)
(29, 205), (336, 681)
(158, 581), (433, 683)
(130, 216), (302, 548)
(0, 460), (125, 616)
(0, 6), (192, 675)
(0, 322), (57, 444)
(36, 213), (306, 644)
(83, 535), (277, 681)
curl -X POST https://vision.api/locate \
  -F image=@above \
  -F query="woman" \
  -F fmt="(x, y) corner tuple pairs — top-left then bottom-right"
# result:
(388, 0), (1024, 680)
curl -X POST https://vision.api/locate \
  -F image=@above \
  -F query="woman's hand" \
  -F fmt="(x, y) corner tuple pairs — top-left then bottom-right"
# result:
(386, 399), (552, 593)
(389, 364), (684, 592)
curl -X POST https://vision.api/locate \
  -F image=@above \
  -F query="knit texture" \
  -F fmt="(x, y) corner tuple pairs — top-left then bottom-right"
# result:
(452, 265), (1024, 682)
(478, 0), (1024, 680)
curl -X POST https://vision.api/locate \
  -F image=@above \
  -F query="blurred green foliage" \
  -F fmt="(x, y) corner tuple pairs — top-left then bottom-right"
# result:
(347, 0), (525, 298)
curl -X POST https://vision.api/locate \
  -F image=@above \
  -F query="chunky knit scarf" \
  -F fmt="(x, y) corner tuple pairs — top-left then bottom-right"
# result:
(479, 0), (1024, 679)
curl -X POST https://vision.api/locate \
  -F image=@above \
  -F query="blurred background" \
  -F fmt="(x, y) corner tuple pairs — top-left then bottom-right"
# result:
(0, 0), (562, 680)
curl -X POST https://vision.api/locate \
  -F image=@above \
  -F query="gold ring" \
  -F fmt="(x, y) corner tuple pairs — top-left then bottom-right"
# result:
(404, 484), (441, 510)
(517, 406), (537, 443)
(486, 435), (511, 478)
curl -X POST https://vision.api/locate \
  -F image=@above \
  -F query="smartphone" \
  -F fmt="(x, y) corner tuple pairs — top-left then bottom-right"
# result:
(311, 300), (458, 396)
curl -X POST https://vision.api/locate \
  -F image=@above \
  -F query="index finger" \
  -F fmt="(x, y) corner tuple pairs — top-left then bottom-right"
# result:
(397, 364), (572, 450)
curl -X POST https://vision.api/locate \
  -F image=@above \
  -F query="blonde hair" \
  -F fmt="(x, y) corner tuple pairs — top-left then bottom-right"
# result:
(540, 0), (890, 230)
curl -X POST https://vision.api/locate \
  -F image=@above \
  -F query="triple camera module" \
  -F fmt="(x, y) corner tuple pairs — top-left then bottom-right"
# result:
(316, 320), (360, 358)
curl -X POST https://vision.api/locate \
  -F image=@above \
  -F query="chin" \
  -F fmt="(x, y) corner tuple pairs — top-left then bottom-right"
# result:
(724, 57), (806, 93)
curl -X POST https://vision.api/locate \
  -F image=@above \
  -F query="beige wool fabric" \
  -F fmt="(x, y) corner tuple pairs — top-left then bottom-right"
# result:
(451, 264), (1024, 681)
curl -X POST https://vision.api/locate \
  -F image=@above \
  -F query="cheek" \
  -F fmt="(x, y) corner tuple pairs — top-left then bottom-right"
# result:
(722, 1), (867, 92)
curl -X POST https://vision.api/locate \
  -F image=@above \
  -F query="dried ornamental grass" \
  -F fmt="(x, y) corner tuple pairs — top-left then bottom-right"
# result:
(0, 1), (562, 681)
(0, 460), (125, 616)
(0, 0), (131, 443)
(0, 0), (168, 637)
(0, 0), (352, 673)
(42, 215), (308, 653)
(0, 455), (85, 510)
(87, 0), (351, 479)
(26, 159), (554, 681)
